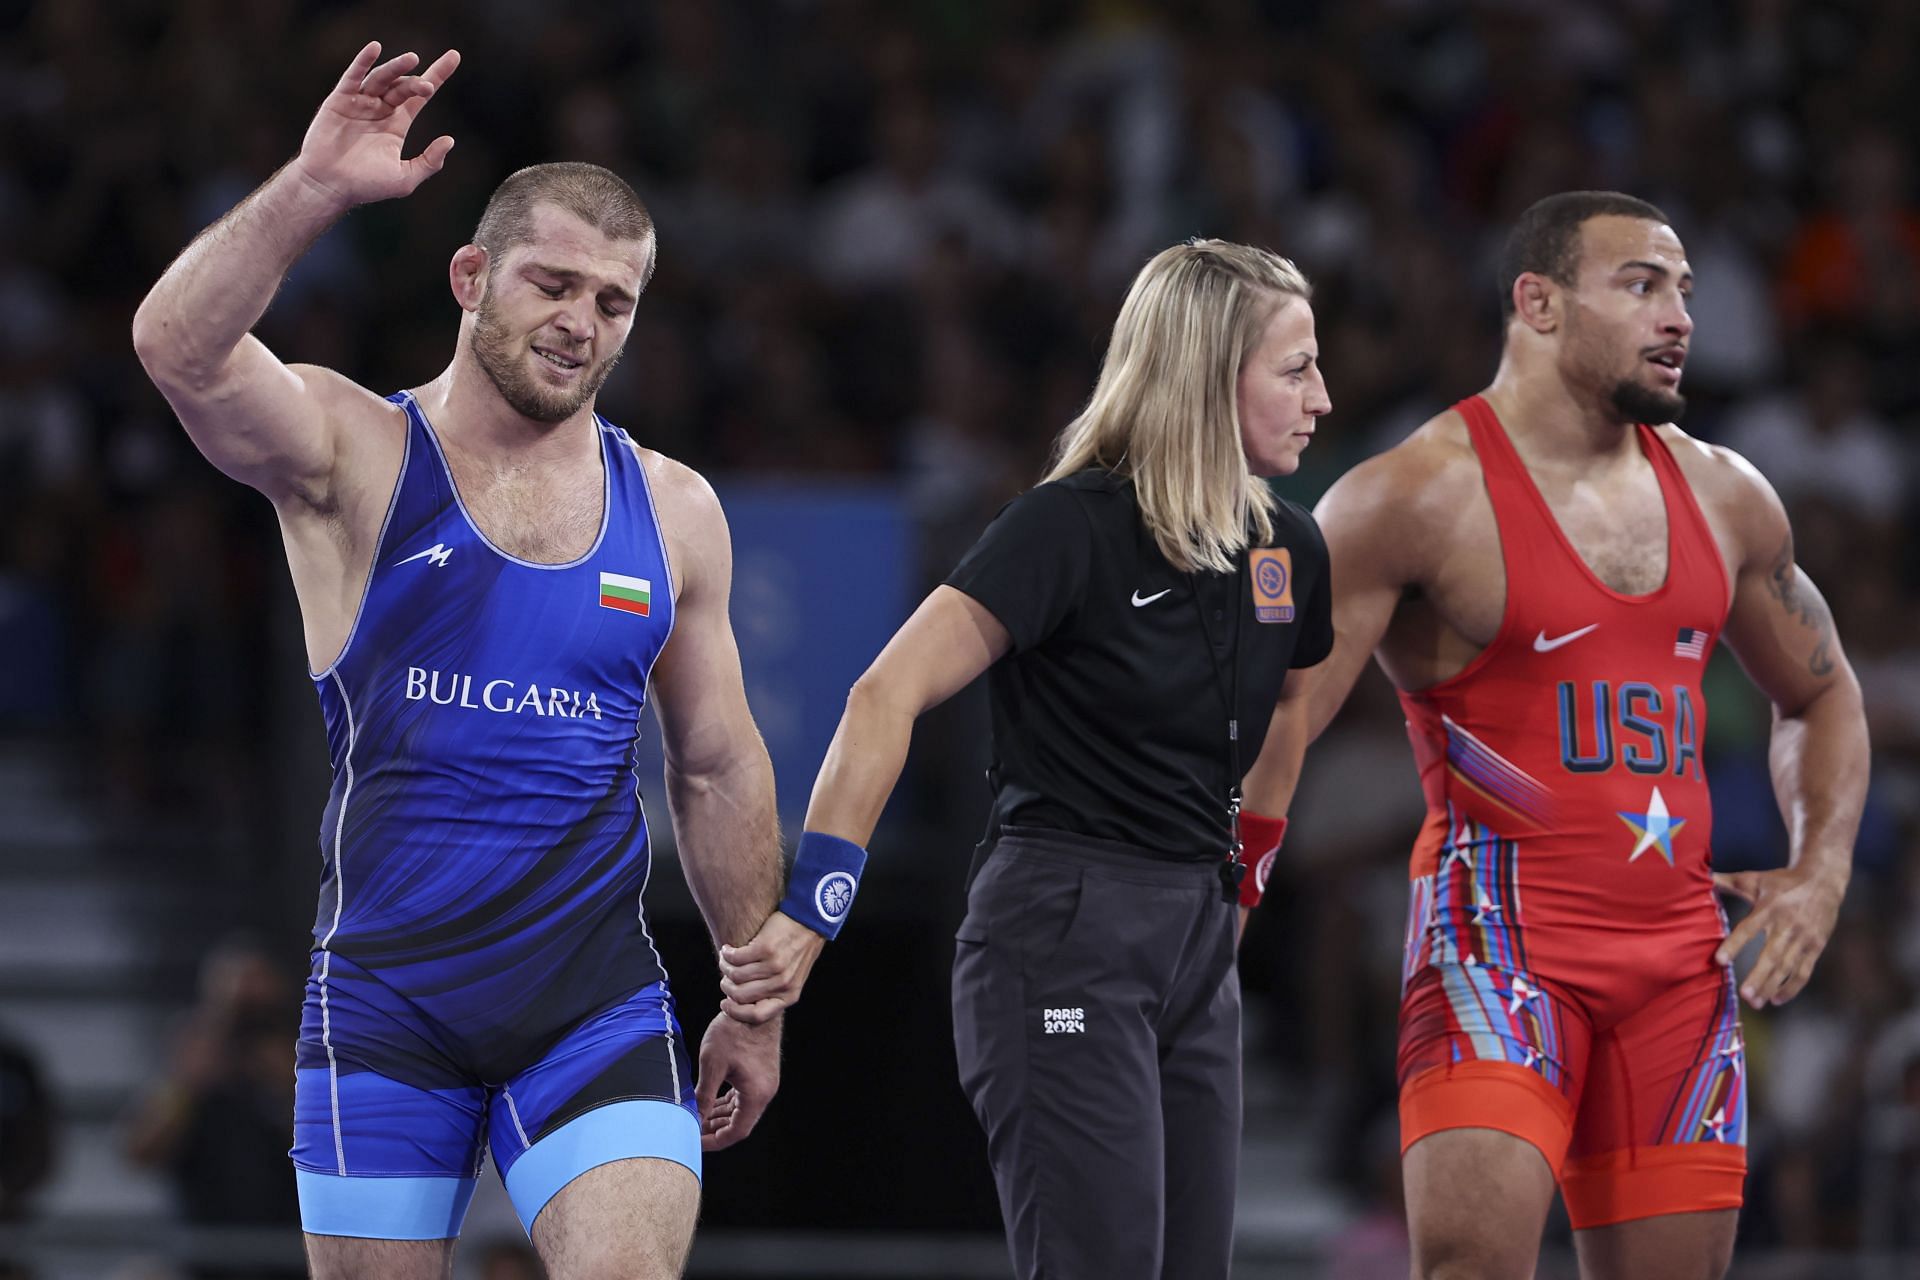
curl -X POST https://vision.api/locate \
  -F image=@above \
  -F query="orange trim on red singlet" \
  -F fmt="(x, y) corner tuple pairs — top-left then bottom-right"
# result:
(1559, 1143), (1746, 1229)
(1408, 810), (1449, 880)
(1399, 1060), (1576, 1174)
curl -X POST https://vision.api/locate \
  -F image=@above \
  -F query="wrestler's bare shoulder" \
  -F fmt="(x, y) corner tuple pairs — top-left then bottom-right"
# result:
(1649, 420), (1785, 563)
(616, 436), (730, 595)
(618, 439), (717, 519)
(1649, 421), (1770, 506)
(1318, 407), (1487, 550)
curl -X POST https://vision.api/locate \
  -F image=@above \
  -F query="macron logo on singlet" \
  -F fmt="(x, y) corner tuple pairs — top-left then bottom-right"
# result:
(394, 542), (454, 568)
(404, 666), (605, 720)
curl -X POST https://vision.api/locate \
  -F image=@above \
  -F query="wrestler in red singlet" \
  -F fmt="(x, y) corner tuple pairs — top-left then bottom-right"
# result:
(1396, 395), (1744, 1228)
(1288, 192), (1868, 1278)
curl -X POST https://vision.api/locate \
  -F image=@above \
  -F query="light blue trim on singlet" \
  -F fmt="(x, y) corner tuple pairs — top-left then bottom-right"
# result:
(295, 1168), (478, 1240)
(503, 1099), (702, 1232)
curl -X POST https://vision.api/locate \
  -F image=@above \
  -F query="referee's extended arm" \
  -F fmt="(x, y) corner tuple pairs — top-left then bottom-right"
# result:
(718, 585), (1012, 1023)
(1237, 665), (1318, 938)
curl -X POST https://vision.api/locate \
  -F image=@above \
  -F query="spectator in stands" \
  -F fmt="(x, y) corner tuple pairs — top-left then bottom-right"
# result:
(0, 1025), (54, 1221)
(121, 936), (299, 1276)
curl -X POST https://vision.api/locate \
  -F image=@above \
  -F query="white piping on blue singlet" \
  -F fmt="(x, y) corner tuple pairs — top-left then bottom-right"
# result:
(617, 423), (684, 1094)
(310, 406), (413, 681)
(409, 391), (614, 570)
(320, 669), (358, 1175)
(503, 1086), (533, 1150)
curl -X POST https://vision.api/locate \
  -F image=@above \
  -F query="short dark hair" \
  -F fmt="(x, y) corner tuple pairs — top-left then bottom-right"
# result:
(1498, 191), (1671, 317)
(473, 162), (657, 289)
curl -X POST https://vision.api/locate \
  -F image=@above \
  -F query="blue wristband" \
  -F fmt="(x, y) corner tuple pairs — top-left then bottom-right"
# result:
(781, 832), (868, 940)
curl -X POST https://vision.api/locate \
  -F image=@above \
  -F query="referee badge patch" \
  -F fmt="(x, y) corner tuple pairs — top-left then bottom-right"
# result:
(1250, 548), (1294, 623)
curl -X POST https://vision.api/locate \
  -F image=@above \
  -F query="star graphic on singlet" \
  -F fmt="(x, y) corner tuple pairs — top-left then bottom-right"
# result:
(1502, 975), (1543, 1015)
(1440, 840), (1476, 876)
(1702, 1106), (1734, 1142)
(1472, 890), (1501, 925)
(1717, 1037), (1745, 1078)
(1617, 785), (1687, 865)
(1519, 1044), (1543, 1070)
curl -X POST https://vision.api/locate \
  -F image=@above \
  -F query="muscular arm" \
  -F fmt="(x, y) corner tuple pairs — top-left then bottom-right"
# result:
(131, 166), (351, 501)
(1721, 474), (1867, 884)
(646, 469), (796, 1152)
(1712, 455), (1869, 1005)
(1306, 455), (1422, 740)
(130, 43), (456, 504)
(1237, 450), (1434, 931)
(647, 473), (783, 951)
(1741, 541), (1866, 870)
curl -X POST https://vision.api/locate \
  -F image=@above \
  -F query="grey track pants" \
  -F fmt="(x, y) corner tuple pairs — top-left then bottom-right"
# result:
(952, 826), (1242, 1280)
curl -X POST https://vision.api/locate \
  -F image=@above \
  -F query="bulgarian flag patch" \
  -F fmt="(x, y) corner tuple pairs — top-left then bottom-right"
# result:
(599, 572), (651, 616)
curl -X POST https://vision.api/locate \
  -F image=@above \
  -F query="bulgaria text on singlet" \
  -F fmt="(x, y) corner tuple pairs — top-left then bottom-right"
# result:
(308, 391), (675, 1079)
(1399, 395), (1732, 987)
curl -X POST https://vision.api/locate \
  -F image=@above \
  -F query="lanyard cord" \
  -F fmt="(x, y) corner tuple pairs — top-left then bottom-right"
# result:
(1189, 555), (1248, 892)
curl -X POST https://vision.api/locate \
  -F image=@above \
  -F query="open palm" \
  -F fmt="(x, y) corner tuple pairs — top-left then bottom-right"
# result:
(297, 41), (460, 206)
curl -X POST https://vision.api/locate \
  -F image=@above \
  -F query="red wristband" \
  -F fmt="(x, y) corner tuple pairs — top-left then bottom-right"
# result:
(1237, 810), (1288, 909)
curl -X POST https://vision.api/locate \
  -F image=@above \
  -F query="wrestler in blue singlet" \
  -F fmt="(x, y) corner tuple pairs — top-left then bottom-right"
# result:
(290, 391), (697, 1238)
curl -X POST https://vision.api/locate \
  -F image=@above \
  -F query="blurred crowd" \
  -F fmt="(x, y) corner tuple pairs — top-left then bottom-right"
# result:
(2, 0), (1919, 1269)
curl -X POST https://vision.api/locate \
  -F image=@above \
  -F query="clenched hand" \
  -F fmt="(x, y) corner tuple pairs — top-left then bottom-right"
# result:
(719, 911), (827, 1025)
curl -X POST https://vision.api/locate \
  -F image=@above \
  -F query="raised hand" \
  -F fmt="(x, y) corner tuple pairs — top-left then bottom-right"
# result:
(293, 41), (461, 208)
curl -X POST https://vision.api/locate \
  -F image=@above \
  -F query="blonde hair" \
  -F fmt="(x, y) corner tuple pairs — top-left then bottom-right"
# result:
(1045, 239), (1312, 573)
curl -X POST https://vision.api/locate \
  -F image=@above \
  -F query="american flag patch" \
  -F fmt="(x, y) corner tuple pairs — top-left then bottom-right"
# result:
(1674, 627), (1708, 660)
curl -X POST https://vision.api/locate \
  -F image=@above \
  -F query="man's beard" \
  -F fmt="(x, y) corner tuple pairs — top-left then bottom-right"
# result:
(470, 292), (620, 424)
(1608, 378), (1686, 426)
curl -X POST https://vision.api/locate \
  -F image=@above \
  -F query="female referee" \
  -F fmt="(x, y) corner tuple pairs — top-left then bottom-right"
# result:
(720, 239), (1334, 1278)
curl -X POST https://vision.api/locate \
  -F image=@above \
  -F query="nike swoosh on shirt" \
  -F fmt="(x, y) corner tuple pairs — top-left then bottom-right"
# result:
(1131, 588), (1173, 607)
(1533, 624), (1600, 652)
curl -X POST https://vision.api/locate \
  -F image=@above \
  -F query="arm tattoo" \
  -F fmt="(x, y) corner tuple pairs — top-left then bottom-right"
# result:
(1765, 535), (1836, 678)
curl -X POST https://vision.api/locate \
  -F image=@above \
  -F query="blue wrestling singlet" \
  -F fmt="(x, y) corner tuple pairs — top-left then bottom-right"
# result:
(290, 392), (700, 1238)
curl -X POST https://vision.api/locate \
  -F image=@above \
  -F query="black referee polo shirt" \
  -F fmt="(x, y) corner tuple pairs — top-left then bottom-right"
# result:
(946, 468), (1332, 862)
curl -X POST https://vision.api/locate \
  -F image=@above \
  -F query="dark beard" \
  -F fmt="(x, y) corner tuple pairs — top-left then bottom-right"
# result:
(470, 294), (620, 424)
(1608, 378), (1686, 426)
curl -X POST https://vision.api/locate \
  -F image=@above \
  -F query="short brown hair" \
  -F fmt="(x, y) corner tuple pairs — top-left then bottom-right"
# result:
(1499, 191), (1670, 317)
(473, 162), (658, 289)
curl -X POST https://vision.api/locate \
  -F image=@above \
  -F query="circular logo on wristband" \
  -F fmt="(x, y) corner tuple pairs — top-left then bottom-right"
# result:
(815, 871), (858, 922)
(1255, 848), (1277, 895)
